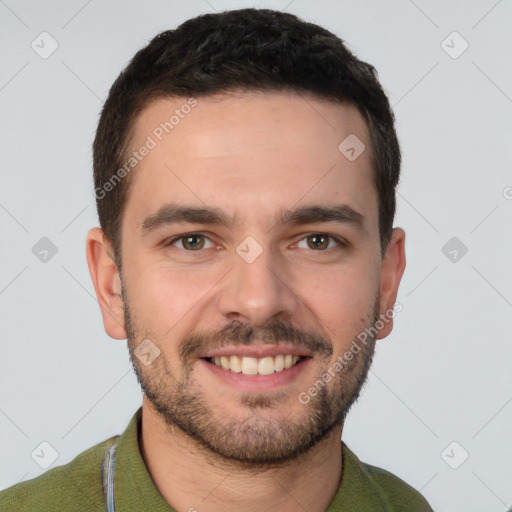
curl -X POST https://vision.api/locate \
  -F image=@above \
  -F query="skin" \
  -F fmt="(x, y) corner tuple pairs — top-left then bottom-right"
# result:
(86, 91), (406, 512)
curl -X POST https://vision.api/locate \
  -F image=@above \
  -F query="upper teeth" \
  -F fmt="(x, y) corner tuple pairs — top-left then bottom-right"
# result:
(211, 355), (301, 375)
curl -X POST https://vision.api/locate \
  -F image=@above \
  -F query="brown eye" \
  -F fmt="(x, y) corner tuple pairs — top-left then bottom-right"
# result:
(182, 235), (204, 250)
(168, 233), (214, 251)
(296, 233), (344, 251)
(307, 234), (329, 250)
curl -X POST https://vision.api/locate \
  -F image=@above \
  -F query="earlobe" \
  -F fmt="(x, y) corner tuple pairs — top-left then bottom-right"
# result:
(377, 228), (406, 340)
(85, 227), (127, 340)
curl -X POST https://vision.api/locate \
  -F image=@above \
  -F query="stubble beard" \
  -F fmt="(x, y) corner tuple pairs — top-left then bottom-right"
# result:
(123, 289), (379, 469)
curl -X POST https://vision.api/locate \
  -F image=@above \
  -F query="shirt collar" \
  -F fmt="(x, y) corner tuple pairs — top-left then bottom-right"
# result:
(115, 407), (174, 511)
(114, 407), (391, 511)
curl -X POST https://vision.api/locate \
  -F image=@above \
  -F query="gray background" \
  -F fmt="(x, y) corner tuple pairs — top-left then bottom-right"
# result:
(1, 1), (511, 510)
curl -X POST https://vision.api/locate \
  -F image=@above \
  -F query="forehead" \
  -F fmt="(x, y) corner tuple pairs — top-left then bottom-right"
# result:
(123, 91), (377, 231)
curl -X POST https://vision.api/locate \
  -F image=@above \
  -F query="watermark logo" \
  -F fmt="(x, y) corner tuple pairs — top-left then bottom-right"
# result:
(31, 32), (59, 59)
(95, 98), (198, 200)
(31, 441), (59, 469)
(441, 31), (469, 60)
(236, 236), (264, 264)
(32, 237), (58, 263)
(298, 303), (402, 404)
(134, 338), (161, 366)
(441, 237), (468, 263)
(338, 134), (366, 162)
(441, 441), (469, 469)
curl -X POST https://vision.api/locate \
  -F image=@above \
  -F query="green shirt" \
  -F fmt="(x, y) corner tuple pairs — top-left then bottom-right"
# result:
(0, 407), (433, 511)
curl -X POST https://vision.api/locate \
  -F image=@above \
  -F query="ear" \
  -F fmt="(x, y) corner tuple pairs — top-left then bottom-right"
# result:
(86, 227), (127, 340)
(377, 227), (406, 340)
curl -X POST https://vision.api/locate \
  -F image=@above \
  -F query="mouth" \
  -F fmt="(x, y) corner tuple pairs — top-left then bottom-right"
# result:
(199, 353), (313, 392)
(203, 354), (307, 376)
(203, 354), (307, 375)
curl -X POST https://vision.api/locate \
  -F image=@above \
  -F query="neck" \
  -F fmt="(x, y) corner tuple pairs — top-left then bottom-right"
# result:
(139, 397), (343, 512)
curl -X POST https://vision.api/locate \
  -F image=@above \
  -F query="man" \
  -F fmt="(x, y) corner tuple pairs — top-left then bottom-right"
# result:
(0, 8), (434, 511)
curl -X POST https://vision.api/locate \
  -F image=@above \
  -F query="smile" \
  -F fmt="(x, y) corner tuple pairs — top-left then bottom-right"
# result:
(205, 355), (303, 375)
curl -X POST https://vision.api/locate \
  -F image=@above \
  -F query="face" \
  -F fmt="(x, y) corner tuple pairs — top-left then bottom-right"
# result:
(90, 91), (405, 467)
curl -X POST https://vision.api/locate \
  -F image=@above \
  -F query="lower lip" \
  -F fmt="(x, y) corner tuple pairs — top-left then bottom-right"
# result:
(198, 357), (312, 391)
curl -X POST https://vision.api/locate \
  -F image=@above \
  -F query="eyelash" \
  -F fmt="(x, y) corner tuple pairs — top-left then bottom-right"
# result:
(164, 232), (348, 253)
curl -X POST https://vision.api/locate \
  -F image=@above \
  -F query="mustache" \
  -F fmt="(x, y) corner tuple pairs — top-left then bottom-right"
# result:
(180, 319), (333, 363)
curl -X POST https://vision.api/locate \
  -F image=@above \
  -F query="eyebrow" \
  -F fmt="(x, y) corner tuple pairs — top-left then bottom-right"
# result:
(141, 202), (365, 233)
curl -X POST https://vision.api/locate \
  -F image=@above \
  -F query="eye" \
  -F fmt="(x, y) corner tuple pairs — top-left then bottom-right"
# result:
(165, 232), (346, 253)
(296, 233), (346, 251)
(167, 233), (215, 251)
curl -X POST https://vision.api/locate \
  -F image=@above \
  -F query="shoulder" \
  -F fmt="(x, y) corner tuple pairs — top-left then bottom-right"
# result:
(361, 462), (434, 511)
(0, 435), (119, 512)
(341, 443), (434, 511)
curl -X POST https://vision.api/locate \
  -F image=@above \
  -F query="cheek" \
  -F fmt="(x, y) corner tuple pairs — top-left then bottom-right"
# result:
(125, 260), (219, 328)
(296, 263), (379, 340)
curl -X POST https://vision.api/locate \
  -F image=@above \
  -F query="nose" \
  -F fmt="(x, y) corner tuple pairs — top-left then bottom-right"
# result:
(215, 242), (301, 328)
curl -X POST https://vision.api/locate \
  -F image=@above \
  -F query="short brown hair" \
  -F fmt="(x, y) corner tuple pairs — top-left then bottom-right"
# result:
(93, 8), (401, 266)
